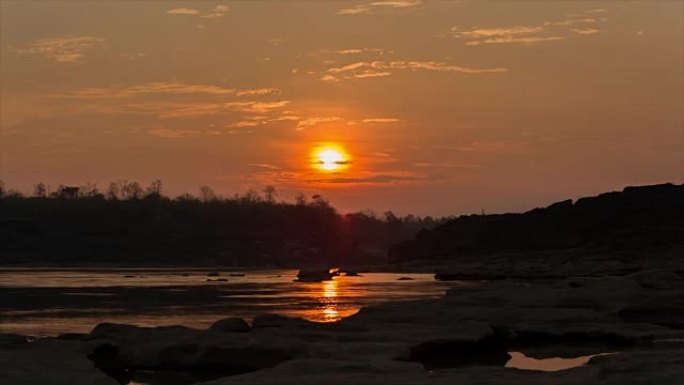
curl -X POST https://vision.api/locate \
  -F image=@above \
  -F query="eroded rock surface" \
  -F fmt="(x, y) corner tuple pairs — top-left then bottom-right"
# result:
(3, 270), (684, 384)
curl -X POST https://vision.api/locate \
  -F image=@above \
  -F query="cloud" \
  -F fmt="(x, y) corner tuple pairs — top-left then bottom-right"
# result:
(585, 8), (608, 14)
(455, 26), (544, 38)
(362, 118), (400, 123)
(465, 36), (565, 46)
(166, 8), (201, 15)
(413, 162), (478, 169)
(150, 128), (201, 138)
(112, 102), (224, 118)
(354, 70), (394, 79)
(337, 0), (421, 15)
(323, 60), (508, 81)
(306, 171), (424, 185)
(14, 36), (105, 63)
(250, 163), (282, 170)
(336, 6), (372, 15)
(60, 82), (280, 99)
(202, 5), (230, 18)
(336, 48), (391, 55)
(572, 28), (600, 35)
(167, 5), (229, 18)
(224, 101), (290, 113)
(453, 13), (607, 46)
(546, 18), (598, 27)
(296, 117), (342, 131)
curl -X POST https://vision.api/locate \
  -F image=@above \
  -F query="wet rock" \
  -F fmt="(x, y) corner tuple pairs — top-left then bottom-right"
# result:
(0, 333), (32, 347)
(628, 269), (683, 290)
(295, 269), (336, 282)
(210, 318), (251, 333)
(251, 314), (313, 329)
(85, 322), (299, 377)
(197, 359), (428, 385)
(407, 334), (510, 369)
(0, 339), (119, 385)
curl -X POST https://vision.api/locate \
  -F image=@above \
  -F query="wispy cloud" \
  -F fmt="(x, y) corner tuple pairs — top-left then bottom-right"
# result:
(572, 28), (600, 35)
(336, 48), (392, 55)
(362, 118), (400, 123)
(14, 36), (105, 63)
(60, 82), (280, 99)
(228, 111), (401, 132)
(306, 171), (424, 185)
(453, 10), (608, 46)
(224, 101), (291, 113)
(295, 116), (342, 131)
(250, 163), (282, 170)
(323, 60), (508, 81)
(167, 5), (229, 18)
(150, 128), (201, 138)
(585, 8), (608, 14)
(337, 0), (422, 15)
(166, 8), (201, 15)
(466, 36), (565, 46)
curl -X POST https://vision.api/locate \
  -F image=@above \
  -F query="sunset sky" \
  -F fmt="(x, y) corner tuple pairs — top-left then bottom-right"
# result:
(1, 1), (682, 215)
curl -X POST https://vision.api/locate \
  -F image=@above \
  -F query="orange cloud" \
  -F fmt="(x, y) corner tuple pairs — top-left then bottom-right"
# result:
(324, 60), (508, 81)
(61, 82), (280, 99)
(14, 36), (105, 63)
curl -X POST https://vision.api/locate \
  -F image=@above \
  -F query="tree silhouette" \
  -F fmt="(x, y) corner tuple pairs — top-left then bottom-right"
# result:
(33, 183), (47, 198)
(199, 186), (216, 202)
(263, 185), (277, 203)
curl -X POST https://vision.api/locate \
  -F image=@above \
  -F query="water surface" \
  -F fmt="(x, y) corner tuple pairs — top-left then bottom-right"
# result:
(0, 268), (464, 336)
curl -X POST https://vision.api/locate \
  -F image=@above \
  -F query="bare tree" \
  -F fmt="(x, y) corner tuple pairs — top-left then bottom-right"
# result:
(0, 180), (5, 197)
(80, 182), (99, 198)
(263, 185), (277, 203)
(146, 179), (163, 197)
(57, 185), (80, 199)
(33, 182), (47, 198)
(106, 182), (120, 200)
(199, 185), (216, 202)
(241, 189), (261, 204)
(121, 181), (143, 200)
(295, 193), (307, 206)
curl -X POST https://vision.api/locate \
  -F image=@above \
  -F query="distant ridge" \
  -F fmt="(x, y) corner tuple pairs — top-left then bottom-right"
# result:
(389, 183), (684, 264)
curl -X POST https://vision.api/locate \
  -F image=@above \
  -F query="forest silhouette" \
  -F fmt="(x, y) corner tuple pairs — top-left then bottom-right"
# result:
(0, 179), (448, 267)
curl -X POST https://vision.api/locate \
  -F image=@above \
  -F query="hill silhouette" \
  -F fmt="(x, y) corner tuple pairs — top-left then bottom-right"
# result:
(389, 183), (684, 268)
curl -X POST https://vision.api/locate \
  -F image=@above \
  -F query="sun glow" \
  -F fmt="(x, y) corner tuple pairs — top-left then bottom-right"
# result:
(312, 144), (350, 172)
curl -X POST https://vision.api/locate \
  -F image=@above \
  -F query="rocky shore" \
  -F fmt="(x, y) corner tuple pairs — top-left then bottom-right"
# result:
(3, 268), (683, 385)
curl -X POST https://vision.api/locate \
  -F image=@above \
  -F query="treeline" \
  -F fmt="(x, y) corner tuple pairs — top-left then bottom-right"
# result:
(0, 179), (450, 267)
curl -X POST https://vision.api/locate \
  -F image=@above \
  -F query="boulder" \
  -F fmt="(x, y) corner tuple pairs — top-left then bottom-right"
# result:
(210, 318), (251, 333)
(0, 339), (119, 385)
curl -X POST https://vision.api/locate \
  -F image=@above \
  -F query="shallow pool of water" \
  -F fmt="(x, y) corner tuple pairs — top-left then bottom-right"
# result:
(505, 351), (615, 371)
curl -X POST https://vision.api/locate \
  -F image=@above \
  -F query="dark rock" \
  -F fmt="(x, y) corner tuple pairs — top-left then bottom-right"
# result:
(210, 318), (251, 333)
(0, 333), (31, 347)
(389, 184), (684, 278)
(628, 269), (683, 290)
(295, 268), (336, 282)
(251, 314), (309, 329)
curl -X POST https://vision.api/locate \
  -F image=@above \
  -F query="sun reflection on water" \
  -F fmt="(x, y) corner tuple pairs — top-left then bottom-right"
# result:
(298, 277), (360, 323)
(321, 279), (340, 321)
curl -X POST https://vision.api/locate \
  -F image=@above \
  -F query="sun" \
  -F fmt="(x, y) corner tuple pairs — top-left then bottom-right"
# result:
(312, 144), (350, 172)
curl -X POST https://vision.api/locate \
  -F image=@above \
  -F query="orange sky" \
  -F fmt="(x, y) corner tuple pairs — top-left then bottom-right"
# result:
(1, 1), (682, 215)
